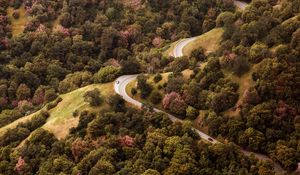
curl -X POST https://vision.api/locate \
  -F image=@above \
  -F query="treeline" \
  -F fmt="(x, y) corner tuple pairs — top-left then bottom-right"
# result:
(0, 0), (233, 118)
(0, 97), (275, 174)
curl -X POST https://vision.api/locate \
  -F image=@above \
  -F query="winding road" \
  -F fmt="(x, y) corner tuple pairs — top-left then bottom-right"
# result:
(114, 1), (285, 173)
(173, 37), (197, 58)
(114, 36), (285, 173)
(114, 74), (220, 144)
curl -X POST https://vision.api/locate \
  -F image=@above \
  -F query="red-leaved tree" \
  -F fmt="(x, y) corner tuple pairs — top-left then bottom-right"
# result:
(15, 157), (25, 174)
(119, 135), (135, 147)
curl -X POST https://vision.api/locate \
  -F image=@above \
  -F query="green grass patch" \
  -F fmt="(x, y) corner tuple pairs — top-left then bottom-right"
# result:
(0, 82), (115, 139)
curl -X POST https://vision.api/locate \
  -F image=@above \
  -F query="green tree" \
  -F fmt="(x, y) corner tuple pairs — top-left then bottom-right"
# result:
(16, 84), (31, 100)
(186, 106), (199, 120)
(271, 143), (298, 171)
(94, 66), (120, 83)
(83, 89), (102, 106)
(149, 90), (162, 105)
(137, 75), (152, 99)
(153, 74), (162, 83)
(216, 11), (235, 27)
(141, 169), (160, 175)
(210, 91), (238, 113)
(238, 127), (266, 152)
(249, 42), (269, 63)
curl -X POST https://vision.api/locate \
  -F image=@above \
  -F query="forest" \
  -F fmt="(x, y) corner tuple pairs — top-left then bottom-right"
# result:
(0, 0), (299, 174)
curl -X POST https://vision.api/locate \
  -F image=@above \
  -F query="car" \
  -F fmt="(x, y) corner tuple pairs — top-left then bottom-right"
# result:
(208, 138), (213, 142)
(116, 81), (119, 84)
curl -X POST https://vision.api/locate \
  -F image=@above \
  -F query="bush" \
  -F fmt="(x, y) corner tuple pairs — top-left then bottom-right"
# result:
(167, 57), (189, 73)
(94, 66), (120, 83)
(190, 47), (206, 62)
(157, 84), (163, 90)
(153, 74), (162, 83)
(12, 11), (20, 19)
(149, 90), (162, 105)
(249, 42), (269, 63)
(46, 97), (62, 110)
(137, 75), (152, 99)
(165, 76), (185, 93)
(169, 97), (187, 117)
(20, 112), (49, 131)
(216, 11), (235, 27)
(232, 56), (250, 76)
(59, 71), (93, 93)
(210, 91), (238, 113)
(45, 89), (58, 103)
(0, 109), (22, 128)
(131, 88), (137, 96)
(107, 95), (125, 112)
(73, 110), (79, 117)
(186, 106), (199, 120)
(84, 89), (102, 106)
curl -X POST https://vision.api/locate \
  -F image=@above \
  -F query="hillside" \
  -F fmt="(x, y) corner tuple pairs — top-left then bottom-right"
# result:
(0, 0), (299, 174)
(0, 82), (114, 139)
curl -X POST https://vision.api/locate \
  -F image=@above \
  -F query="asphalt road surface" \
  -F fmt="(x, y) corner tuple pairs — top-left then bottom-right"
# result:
(113, 0), (285, 172)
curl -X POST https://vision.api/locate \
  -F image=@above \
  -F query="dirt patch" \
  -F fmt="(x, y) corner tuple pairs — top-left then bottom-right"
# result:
(7, 6), (30, 36)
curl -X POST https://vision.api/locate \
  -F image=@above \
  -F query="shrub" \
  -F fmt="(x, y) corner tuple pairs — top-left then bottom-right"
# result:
(107, 95), (125, 112)
(157, 84), (163, 90)
(137, 75), (152, 99)
(17, 100), (34, 115)
(45, 89), (58, 102)
(190, 47), (206, 62)
(249, 42), (269, 63)
(165, 76), (185, 93)
(216, 11), (235, 27)
(46, 97), (62, 110)
(153, 74), (162, 83)
(83, 89), (102, 107)
(12, 11), (20, 19)
(73, 110), (79, 117)
(59, 71), (93, 93)
(131, 88), (137, 96)
(0, 109), (23, 128)
(169, 97), (187, 117)
(167, 57), (189, 73)
(162, 92), (181, 109)
(232, 56), (250, 76)
(210, 91), (238, 113)
(94, 66), (120, 83)
(149, 90), (162, 105)
(186, 106), (199, 120)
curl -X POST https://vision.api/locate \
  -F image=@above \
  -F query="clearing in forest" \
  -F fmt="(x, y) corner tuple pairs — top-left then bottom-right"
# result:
(7, 6), (29, 36)
(0, 82), (115, 139)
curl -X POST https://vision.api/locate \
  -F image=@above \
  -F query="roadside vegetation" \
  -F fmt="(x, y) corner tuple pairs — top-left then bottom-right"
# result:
(0, 0), (299, 174)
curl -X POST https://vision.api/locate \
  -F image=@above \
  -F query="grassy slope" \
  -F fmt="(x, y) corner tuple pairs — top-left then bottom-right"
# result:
(0, 82), (115, 139)
(182, 28), (224, 56)
(7, 6), (29, 36)
(125, 70), (193, 111)
(163, 28), (224, 57)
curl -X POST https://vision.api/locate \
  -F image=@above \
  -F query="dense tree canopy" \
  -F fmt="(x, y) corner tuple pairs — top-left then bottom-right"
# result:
(0, 0), (299, 174)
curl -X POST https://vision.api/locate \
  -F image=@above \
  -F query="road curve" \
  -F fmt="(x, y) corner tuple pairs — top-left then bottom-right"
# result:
(173, 37), (197, 57)
(114, 75), (220, 144)
(114, 0), (285, 172)
(114, 48), (285, 173)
